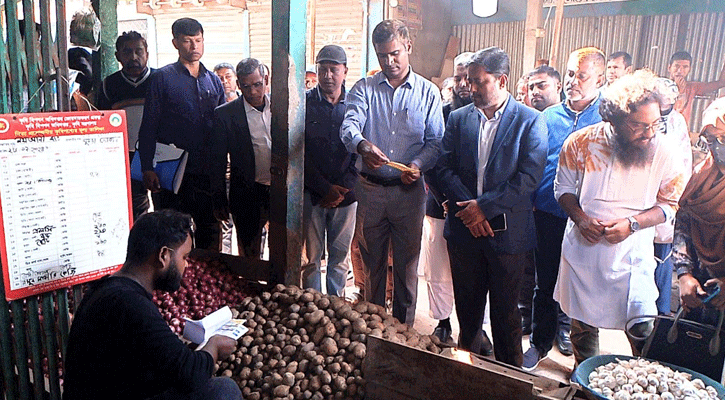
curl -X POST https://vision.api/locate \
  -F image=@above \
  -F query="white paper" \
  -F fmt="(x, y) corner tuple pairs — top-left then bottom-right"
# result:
(0, 131), (130, 291)
(182, 306), (248, 349)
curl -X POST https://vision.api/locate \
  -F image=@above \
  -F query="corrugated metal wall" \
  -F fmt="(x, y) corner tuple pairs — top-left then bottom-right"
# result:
(684, 12), (725, 131)
(453, 12), (725, 132)
(247, 0), (365, 88)
(247, 0), (273, 66)
(153, 8), (249, 69)
(453, 21), (525, 94)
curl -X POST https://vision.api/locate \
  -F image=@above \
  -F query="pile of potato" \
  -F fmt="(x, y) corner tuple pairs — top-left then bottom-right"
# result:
(218, 284), (444, 400)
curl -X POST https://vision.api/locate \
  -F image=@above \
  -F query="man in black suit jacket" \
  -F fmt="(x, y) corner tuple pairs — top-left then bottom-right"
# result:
(436, 47), (547, 367)
(210, 58), (271, 259)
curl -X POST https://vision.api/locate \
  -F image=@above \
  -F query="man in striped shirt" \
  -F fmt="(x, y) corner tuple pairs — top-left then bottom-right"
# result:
(340, 19), (444, 325)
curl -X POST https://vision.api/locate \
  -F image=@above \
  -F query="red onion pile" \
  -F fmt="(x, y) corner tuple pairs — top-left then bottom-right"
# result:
(153, 258), (248, 335)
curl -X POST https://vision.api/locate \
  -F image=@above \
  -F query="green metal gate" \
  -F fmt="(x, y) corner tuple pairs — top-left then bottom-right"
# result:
(1, 1), (75, 399)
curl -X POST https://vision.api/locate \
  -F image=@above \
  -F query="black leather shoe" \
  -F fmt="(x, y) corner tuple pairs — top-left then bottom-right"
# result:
(556, 328), (573, 356)
(433, 325), (452, 343)
(479, 330), (493, 356)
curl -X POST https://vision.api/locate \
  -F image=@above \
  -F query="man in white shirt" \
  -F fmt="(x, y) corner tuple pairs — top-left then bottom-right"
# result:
(210, 58), (272, 259)
(554, 70), (688, 364)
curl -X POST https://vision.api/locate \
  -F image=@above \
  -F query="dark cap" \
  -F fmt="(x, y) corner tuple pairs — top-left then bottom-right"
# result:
(316, 45), (347, 64)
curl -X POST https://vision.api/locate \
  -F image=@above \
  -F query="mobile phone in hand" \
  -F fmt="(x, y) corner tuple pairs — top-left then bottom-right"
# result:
(700, 284), (721, 304)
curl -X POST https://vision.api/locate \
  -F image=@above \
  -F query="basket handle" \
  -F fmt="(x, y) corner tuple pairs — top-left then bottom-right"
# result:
(667, 308), (685, 344)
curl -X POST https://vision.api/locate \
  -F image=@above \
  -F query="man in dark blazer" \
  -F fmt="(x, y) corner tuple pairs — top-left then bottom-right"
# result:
(436, 47), (547, 367)
(210, 58), (271, 259)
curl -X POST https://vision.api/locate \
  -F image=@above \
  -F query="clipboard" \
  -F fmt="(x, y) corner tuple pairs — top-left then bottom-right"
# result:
(130, 143), (188, 194)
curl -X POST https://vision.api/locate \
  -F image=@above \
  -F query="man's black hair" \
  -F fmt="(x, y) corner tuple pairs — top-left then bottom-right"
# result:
(528, 65), (560, 83)
(124, 210), (194, 267)
(469, 46), (510, 77)
(371, 19), (410, 45)
(115, 31), (147, 52)
(608, 51), (632, 68)
(214, 62), (235, 73)
(236, 58), (266, 78)
(171, 18), (203, 39)
(669, 51), (692, 66)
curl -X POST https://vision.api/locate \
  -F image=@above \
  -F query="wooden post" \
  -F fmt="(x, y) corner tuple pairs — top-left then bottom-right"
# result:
(270, 0), (307, 286)
(365, 0), (385, 74)
(92, 0), (119, 86)
(523, 0), (543, 73)
(309, 0), (317, 68)
(22, 0), (41, 113)
(549, 0), (565, 68)
(39, 0), (55, 111)
(56, 0), (71, 111)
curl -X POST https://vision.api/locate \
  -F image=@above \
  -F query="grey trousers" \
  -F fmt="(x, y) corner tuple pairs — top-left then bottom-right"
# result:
(571, 318), (653, 365)
(357, 178), (426, 325)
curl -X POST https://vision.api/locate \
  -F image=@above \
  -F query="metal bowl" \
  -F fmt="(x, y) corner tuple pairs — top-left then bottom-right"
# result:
(572, 354), (725, 400)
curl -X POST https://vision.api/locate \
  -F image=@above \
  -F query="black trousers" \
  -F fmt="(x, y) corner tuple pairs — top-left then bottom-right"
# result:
(448, 240), (527, 367)
(231, 183), (270, 259)
(151, 173), (220, 251)
(530, 210), (571, 352)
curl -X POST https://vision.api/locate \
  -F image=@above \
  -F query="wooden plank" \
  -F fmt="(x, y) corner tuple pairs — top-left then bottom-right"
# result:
(41, 294), (61, 400)
(363, 336), (536, 400)
(22, 0), (41, 113)
(26, 297), (45, 400)
(0, 272), (19, 400)
(39, 0), (56, 111)
(549, 0), (565, 67)
(189, 249), (274, 284)
(55, 0), (71, 111)
(524, 0), (544, 72)
(5, 0), (25, 112)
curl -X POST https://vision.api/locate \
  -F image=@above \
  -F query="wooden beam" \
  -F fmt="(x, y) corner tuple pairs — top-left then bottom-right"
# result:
(269, 0), (306, 286)
(523, 0), (544, 73)
(549, 0), (565, 68)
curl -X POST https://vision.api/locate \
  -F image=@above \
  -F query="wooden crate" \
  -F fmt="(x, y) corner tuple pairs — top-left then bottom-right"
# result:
(363, 336), (581, 400)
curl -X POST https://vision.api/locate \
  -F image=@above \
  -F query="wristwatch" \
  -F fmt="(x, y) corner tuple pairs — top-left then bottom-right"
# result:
(627, 216), (640, 233)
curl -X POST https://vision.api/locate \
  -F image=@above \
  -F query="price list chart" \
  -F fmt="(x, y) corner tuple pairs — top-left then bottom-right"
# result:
(0, 112), (133, 300)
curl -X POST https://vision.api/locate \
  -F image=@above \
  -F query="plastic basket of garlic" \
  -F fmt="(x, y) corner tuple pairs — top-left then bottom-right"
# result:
(572, 354), (725, 400)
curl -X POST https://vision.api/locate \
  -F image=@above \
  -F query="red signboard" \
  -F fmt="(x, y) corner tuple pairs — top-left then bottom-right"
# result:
(0, 111), (133, 300)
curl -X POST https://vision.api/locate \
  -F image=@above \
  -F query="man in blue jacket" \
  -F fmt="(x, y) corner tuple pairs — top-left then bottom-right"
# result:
(436, 47), (547, 366)
(302, 45), (358, 296)
(523, 47), (606, 371)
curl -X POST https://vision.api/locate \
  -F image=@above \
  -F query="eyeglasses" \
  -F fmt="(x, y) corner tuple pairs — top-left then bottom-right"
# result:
(624, 119), (665, 135)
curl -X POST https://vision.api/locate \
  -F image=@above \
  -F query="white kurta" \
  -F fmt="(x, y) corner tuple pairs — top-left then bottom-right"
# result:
(419, 216), (454, 320)
(553, 122), (687, 329)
